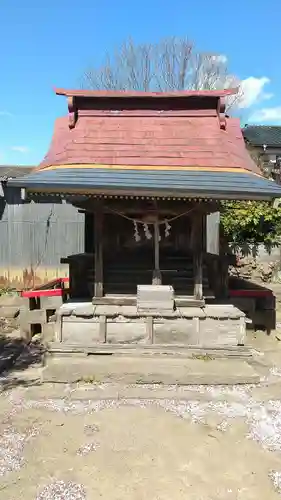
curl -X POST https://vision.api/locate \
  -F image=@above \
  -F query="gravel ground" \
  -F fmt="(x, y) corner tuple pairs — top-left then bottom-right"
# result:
(1, 326), (281, 499)
(4, 386), (281, 453)
(0, 379), (281, 499)
(36, 481), (86, 500)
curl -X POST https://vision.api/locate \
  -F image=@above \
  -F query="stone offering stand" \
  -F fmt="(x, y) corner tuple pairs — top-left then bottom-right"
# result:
(17, 282), (248, 358)
(49, 301), (246, 351)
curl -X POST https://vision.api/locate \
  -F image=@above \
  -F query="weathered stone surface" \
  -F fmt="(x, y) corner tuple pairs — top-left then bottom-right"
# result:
(72, 304), (94, 317)
(106, 322), (147, 344)
(118, 306), (138, 317)
(63, 316), (99, 323)
(59, 302), (93, 317)
(154, 319), (198, 345)
(42, 323), (55, 343)
(59, 308), (73, 317)
(40, 295), (63, 311)
(178, 307), (206, 318)
(94, 305), (120, 316)
(200, 317), (242, 347)
(62, 322), (100, 344)
(20, 308), (47, 325)
(137, 309), (178, 317)
(0, 306), (20, 319)
(137, 285), (174, 312)
(0, 294), (22, 307)
(43, 357), (260, 385)
(93, 305), (140, 317)
(57, 304), (74, 316)
(204, 305), (245, 319)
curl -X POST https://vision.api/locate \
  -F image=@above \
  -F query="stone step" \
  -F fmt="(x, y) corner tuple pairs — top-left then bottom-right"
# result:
(43, 356), (260, 385)
(48, 342), (252, 358)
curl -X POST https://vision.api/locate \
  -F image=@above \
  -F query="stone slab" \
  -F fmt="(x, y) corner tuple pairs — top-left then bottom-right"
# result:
(204, 305), (245, 319)
(0, 306), (20, 319)
(0, 294), (22, 307)
(57, 301), (87, 317)
(153, 319), (198, 345)
(42, 322), (55, 343)
(20, 382), (244, 402)
(20, 308), (47, 325)
(178, 307), (206, 318)
(43, 356), (260, 385)
(40, 295), (63, 311)
(62, 322), (100, 344)
(94, 305), (138, 317)
(106, 322), (147, 344)
(72, 304), (94, 317)
(62, 316), (99, 323)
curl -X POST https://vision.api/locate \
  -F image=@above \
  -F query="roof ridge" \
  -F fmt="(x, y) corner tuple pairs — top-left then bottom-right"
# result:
(55, 88), (238, 99)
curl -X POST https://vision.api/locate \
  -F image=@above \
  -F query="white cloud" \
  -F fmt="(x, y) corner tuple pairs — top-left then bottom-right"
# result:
(249, 106), (281, 123)
(11, 146), (30, 154)
(202, 69), (272, 111)
(238, 76), (272, 108)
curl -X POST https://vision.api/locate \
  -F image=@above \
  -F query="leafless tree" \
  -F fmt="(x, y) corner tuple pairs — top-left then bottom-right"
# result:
(82, 37), (243, 111)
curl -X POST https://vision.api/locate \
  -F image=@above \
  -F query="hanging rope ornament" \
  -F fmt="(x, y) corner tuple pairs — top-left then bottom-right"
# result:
(103, 204), (196, 243)
(143, 223), (152, 240)
(164, 220), (171, 238)
(133, 220), (141, 242)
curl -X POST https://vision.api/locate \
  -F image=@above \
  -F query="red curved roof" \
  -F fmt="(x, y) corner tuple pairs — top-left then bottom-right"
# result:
(38, 88), (259, 175)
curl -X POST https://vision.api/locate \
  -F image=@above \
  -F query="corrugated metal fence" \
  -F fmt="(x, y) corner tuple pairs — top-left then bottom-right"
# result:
(0, 189), (84, 288)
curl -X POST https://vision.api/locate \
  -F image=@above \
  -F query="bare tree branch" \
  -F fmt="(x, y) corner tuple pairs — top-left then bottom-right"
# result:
(82, 37), (242, 110)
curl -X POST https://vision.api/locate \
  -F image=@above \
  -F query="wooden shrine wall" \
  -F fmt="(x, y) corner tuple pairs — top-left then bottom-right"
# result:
(82, 212), (211, 297)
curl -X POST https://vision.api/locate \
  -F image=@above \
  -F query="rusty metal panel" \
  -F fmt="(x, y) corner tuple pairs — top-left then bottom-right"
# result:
(206, 211), (220, 255)
(0, 187), (84, 288)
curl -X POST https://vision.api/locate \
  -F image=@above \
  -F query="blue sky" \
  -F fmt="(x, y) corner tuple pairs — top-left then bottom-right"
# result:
(0, 0), (280, 166)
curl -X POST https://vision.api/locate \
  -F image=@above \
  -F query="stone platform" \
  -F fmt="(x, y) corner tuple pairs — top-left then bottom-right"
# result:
(46, 301), (246, 350)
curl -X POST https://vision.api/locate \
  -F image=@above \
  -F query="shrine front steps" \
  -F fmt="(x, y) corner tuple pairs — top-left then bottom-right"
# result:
(42, 355), (260, 385)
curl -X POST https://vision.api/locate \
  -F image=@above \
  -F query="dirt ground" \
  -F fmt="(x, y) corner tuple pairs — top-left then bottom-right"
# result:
(2, 319), (281, 498)
(1, 380), (281, 500)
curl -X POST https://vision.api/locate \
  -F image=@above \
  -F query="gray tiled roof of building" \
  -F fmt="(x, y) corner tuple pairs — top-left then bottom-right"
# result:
(243, 126), (281, 147)
(0, 165), (33, 180)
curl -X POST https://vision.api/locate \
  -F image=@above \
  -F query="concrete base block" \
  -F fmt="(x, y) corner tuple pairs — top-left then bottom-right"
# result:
(204, 305), (245, 319)
(59, 315), (246, 348)
(154, 319), (198, 345)
(42, 322), (55, 343)
(200, 317), (245, 347)
(62, 321), (100, 344)
(106, 322), (147, 344)
(40, 295), (63, 310)
(20, 308), (47, 325)
(0, 306), (20, 319)
(0, 294), (22, 307)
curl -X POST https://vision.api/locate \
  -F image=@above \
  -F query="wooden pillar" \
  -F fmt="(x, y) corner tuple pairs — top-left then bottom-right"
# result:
(192, 212), (204, 300)
(94, 201), (104, 297)
(219, 241), (229, 299)
(152, 222), (162, 285)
